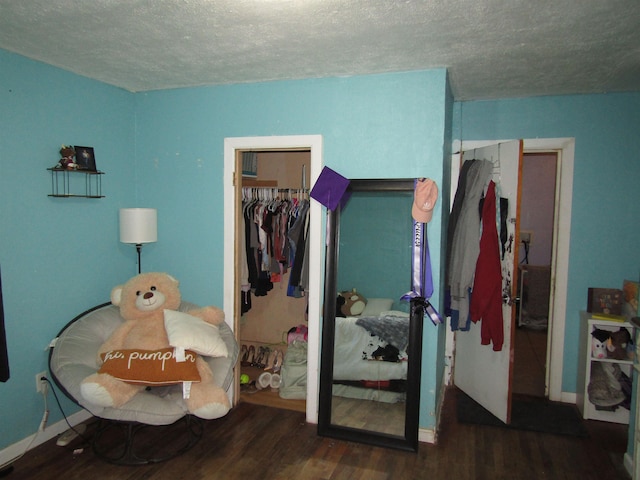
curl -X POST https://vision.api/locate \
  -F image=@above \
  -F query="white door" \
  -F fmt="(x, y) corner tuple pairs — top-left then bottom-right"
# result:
(453, 140), (523, 423)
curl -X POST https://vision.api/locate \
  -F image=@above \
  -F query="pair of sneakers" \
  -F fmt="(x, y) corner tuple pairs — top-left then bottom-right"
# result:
(256, 371), (281, 390)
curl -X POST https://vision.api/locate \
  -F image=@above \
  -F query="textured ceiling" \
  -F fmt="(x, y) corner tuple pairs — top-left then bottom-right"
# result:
(1, 0), (639, 100)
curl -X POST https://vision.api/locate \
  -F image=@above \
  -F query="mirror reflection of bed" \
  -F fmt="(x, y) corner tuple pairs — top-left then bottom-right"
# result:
(331, 306), (410, 437)
(319, 179), (423, 450)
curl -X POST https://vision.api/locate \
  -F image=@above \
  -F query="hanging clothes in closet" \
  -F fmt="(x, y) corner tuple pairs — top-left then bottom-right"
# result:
(240, 188), (310, 314)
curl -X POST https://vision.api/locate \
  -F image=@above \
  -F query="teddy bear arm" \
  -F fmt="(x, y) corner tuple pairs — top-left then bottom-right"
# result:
(187, 306), (225, 326)
(96, 325), (131, 364)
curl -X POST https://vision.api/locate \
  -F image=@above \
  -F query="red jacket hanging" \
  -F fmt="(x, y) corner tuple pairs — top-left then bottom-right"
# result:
(470, 181), (504, 351)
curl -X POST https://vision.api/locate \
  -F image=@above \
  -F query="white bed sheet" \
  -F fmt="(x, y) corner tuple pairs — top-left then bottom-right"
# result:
(333, 316), (407, 381)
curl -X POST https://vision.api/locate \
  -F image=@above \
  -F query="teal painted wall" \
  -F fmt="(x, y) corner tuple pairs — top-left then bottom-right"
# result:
(133, 70), (450, 429)
(454, 93), (640, 395)
(1, 60), (450, 453)
(0, 50), (137, 450)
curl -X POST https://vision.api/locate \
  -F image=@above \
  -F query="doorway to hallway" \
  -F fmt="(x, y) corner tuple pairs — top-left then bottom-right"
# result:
(512, 152), (558, 398)
(449, 137), (575, 406)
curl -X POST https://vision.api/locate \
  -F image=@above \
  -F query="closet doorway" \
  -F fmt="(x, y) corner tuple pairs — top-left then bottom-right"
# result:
(238, 150), (310, 412)
(223, 135), (323, 425)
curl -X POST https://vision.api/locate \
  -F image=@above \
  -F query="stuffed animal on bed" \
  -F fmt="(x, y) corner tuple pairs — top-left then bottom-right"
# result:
(336, 289), (367, 317)
(80, 272), (231, 420)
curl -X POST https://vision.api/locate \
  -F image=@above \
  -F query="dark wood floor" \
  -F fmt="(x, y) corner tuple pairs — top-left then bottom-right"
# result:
(513, 326), (547, 397)
(3, 386), (630, 480)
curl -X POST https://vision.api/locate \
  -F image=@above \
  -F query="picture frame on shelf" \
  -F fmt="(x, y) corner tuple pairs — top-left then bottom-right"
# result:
(587, 287), (623, 315)
(74, 146), (97, 171)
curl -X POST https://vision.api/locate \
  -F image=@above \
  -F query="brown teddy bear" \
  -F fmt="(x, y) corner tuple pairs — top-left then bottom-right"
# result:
(58, 145), (77, 169)
(607, 327), (633, 361)
(80, 272), (231, 420)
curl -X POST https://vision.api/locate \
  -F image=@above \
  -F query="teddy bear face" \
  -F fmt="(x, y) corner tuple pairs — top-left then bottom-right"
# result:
(112, 272), (181, 321)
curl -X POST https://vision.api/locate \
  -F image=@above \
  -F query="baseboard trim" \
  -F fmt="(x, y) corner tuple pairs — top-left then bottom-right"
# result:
(418, 427), (435, 444)
(560, 391), (577, 405)
(0, 409), (92, 467)
(624, 452), (634, 477)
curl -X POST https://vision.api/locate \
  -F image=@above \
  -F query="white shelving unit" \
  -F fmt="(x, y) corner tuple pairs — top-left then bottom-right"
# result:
(577, 311), (634, 424)
(631, 317), (640, 478)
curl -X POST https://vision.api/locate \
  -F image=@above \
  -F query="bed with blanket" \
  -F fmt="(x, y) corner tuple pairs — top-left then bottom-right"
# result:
(332, 301), (409, 403)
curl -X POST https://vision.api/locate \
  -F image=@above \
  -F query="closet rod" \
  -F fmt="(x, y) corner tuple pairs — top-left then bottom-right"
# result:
(242, 179), (277, 188)
(278, 188), (309, 193)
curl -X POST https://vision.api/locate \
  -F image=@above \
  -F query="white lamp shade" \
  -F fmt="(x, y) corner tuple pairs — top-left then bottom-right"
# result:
(119, 208), (157, 244)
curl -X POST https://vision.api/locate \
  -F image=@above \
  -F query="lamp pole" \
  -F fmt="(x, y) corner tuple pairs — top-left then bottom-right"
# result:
(136, 243), (142, 274)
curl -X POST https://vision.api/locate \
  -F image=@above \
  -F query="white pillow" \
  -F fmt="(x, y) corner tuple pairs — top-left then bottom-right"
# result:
(361, 298), (394, 317)
(164, 310), (228, 358)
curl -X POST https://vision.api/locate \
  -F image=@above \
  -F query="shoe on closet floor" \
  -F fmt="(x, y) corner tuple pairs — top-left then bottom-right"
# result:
(241, 345), (255, 367)
(241, 380), (259, 394)
(256, 372), (282, 391)
(254, 346), (271, 369)
(272, 349), (284, 373)
(270, 373), (281, 390)
(264, 348), (280, 371)
(256, 372), (272, 390)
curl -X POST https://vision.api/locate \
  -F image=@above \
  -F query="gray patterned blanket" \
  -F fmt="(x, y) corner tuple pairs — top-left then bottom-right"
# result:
(355, 315), (409, 351)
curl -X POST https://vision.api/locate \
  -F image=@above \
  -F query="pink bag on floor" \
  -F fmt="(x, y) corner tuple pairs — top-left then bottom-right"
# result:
(287, 325), (308, 344)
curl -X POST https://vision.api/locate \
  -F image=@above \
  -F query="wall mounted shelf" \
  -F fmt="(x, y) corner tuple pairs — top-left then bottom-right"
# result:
(47, 167), (105, 198)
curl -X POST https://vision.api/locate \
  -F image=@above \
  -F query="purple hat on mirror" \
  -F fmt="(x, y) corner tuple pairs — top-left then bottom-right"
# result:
(310, 167), (351, 211)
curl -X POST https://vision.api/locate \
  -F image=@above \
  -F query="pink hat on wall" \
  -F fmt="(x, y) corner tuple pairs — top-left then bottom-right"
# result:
(412, 178), (438, 223)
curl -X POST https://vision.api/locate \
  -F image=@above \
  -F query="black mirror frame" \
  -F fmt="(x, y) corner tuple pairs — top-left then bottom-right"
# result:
(317, 179), (424, 452)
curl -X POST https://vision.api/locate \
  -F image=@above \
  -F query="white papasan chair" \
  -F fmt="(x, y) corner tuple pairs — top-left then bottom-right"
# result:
(48, 301), (239, 465)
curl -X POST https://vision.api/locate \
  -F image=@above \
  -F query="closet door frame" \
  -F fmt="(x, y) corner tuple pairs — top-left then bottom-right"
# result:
(223, 135), (323, 423)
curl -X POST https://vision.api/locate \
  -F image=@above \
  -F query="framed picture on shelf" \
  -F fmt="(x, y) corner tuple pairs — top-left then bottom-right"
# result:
(74, 146), (97, 171)
(587, 287), (623, 315)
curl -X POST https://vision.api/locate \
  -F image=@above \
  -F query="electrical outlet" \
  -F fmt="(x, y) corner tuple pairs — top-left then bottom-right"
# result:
(35, 371), (48, 394)
(520, 230), (533, 244)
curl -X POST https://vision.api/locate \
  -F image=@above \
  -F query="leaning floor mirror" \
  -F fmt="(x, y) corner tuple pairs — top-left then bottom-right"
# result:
(318, 179), (425, 452)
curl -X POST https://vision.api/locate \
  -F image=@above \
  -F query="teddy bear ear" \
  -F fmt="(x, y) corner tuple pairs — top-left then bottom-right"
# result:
(111, 286), (123, 306)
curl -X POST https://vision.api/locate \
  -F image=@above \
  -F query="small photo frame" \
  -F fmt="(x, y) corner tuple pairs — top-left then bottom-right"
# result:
(587, 287), (623, 315)
(74, 146), (97, 171)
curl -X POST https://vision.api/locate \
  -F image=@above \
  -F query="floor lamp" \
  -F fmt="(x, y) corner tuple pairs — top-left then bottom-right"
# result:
(119, 208), (157, 274)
